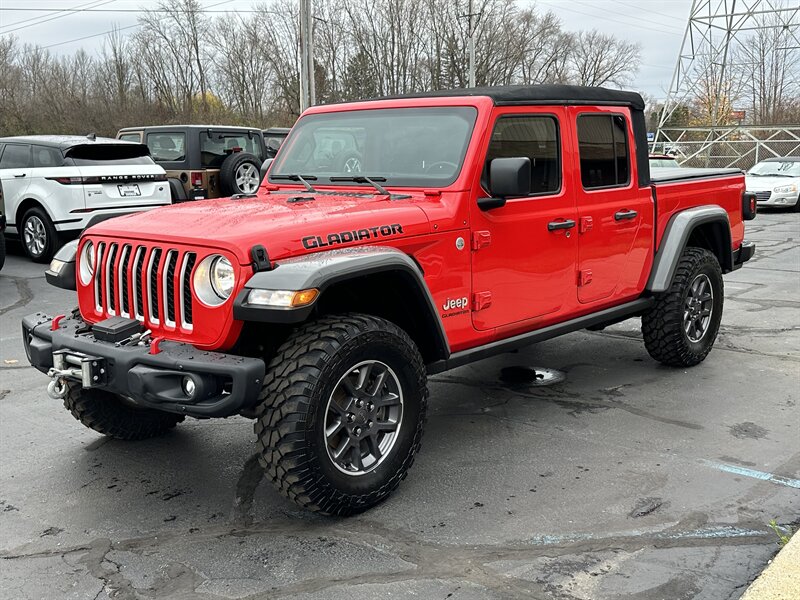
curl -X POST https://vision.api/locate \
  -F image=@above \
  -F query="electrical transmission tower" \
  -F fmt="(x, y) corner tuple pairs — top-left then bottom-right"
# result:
(655, 0), (800, 166)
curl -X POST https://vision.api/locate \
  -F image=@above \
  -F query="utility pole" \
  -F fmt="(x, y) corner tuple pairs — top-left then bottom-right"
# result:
(299, 0), (316, 112)
(467, 0), (475, 88)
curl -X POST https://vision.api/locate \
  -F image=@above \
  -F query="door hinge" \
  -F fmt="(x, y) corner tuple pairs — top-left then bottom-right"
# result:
(579, 216), (593, 234)
(578, 269), (593, 286)
(472, 291), (493, 311)
(472, 230), (492, 250)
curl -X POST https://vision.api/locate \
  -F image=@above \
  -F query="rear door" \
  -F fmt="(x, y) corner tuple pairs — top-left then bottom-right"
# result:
(570, 108), (653, 304)
(470, 107), (578, 331)
(0, 143), (33, 230)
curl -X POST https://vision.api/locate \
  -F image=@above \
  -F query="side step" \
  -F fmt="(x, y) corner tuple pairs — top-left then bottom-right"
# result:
(427, 297), (653, 374)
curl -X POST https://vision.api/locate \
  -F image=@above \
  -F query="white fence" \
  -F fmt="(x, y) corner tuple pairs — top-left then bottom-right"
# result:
(651, 126), (800, 169)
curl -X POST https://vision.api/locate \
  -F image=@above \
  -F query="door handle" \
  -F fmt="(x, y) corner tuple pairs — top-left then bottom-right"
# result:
(614, 209), (638, 221)
(14, 173), (26, 178)
(547, 219), (576, 231)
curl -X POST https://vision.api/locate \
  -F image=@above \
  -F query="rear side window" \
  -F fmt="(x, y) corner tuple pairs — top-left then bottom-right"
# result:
(200, 132), (263, 167)
(485, 116), (561, 195)
(32, 145), (63, 168)
(0, 144), (31, 169)
(577, 114), (630, 189)
(146, 132), (186, 162)
(64, 144), (155, 166)
(118, 133), (142, 143)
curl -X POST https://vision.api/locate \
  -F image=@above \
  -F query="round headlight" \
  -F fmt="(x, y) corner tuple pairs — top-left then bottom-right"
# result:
(193, 254), (236, 307)
(79, 241), (95, 285)
(210, 256), (235, 299)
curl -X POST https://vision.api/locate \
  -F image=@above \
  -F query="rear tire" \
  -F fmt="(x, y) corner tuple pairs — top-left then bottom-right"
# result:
(642, 247), (723, 367)
(255, 314), (428, 516)
(21, 207), (58, 263)
(0, 231), (5, 271)
(63, 383), (184, 440)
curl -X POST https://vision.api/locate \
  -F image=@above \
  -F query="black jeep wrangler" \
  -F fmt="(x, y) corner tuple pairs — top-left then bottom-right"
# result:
(117, 125), (267, 202)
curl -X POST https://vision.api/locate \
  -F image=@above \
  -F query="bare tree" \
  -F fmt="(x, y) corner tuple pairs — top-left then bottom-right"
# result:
(568, 30), (640, 87)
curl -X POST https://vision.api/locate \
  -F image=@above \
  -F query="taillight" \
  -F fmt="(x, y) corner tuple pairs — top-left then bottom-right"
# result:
(191, 172), (203, 187)
(46, 177), (82, 185)
(742, 191), (757, 221)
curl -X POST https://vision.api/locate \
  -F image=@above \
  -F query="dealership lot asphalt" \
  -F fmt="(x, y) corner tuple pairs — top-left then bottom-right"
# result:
(1, 210), (798, 600)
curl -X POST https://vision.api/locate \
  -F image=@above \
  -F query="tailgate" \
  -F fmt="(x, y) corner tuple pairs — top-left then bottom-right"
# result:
(79, 165), (170, 208)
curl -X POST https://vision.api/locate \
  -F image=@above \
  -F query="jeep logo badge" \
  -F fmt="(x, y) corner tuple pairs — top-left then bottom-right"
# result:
(442, 297), (469, 311)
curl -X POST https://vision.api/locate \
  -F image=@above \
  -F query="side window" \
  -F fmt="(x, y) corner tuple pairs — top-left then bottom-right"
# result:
(146, 132), (186, 162)
(0, 144), (32, 169)
(577, 114), (630, 189)
(32, 145), (63, 168)
(118, 133), (141, 143)
(485, 116), (560, 196)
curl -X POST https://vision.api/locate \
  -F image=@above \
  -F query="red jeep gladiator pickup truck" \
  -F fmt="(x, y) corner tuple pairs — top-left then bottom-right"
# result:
(24, 85), (757, 515)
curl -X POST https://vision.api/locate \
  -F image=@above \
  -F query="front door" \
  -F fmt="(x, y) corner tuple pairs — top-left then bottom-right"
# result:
(470, 108), (578, 331)
(0, 143), (33, 233)
(570, 108), (653, 304)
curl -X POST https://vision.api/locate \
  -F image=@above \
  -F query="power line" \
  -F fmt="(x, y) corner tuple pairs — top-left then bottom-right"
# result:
(1, 0), (116, 33)
(38, 0), (237, 50)
(607, 0), (687, 23)
(1, 7), (261, 13)
(536, 0), (684, 37)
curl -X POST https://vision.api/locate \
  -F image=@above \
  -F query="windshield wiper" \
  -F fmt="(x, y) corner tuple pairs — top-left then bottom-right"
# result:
(271, 174), (318, 192)
(330, 176), (390, 195)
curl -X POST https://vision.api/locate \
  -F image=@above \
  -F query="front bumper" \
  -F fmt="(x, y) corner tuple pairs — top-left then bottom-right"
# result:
(755, 194), (799, 207)
(22, 313), (265, 418)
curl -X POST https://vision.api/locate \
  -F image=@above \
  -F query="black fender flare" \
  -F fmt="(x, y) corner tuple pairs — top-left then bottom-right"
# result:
(45, 239), (78, 290)
(233, 246), (450, 360)
(647, 205), (732, 293)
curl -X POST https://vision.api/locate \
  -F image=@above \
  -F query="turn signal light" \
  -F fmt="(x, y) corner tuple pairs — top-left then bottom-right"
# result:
(246, 288), (319, 308)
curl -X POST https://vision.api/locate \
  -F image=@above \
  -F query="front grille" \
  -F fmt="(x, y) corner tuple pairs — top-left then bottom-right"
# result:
(91, 242), (197, 331)
(754, 191), (771, 202)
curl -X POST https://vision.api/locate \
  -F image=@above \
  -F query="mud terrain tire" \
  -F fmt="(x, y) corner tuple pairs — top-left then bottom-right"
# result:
(63, 382), (184, 440)
(255, 314), (428, 516)
(642, 247), (724, 367)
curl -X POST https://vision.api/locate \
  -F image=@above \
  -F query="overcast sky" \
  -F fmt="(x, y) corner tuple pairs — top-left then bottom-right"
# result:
(0, 0), (691, 100)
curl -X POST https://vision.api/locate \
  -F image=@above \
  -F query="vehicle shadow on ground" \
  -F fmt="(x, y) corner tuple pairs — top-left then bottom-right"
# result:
(54, 340), (677, 532)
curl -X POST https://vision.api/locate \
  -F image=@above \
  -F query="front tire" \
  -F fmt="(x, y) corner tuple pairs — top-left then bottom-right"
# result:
(63, 383), (184, 440)
(21, 207), (58, 263)
(255, 314), (428, 515)
(642, 247), (724, 367)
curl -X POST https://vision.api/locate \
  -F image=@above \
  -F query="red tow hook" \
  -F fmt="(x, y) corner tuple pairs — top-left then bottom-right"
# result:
(51, 314), (66, 331)
(149, 337), (164, 355)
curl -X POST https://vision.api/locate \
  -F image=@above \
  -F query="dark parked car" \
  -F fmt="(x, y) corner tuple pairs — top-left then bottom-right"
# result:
(263, 127), (291, 159)
(117, 125), (268, 201)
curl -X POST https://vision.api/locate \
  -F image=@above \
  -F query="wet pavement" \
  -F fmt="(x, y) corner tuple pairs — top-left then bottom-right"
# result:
(1, 210), (798, 599)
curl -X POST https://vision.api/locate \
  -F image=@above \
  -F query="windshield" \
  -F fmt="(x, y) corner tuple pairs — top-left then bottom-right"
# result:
(270, 107), (478, 188)
(650, 158), (679, 168)
(747, 160), (800, 177)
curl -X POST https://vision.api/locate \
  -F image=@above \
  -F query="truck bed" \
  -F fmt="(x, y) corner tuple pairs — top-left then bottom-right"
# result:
(650, 166), (742, 184)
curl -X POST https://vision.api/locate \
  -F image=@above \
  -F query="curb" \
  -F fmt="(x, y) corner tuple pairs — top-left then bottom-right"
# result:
(741, 531), (799, 599)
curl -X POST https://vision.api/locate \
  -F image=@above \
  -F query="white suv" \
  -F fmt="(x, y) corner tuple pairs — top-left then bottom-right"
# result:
(0, 135), (171, 262)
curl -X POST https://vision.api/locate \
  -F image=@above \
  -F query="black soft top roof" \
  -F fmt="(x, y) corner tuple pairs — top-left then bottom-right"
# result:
(381, 84), (645, 110)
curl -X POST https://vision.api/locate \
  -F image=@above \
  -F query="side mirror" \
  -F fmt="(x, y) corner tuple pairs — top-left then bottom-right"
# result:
(478, 157), (531, 211)
(260, 158), (274, 183)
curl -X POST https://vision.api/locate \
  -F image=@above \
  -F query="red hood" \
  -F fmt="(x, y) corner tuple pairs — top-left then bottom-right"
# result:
(86, 191), (432, 264)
